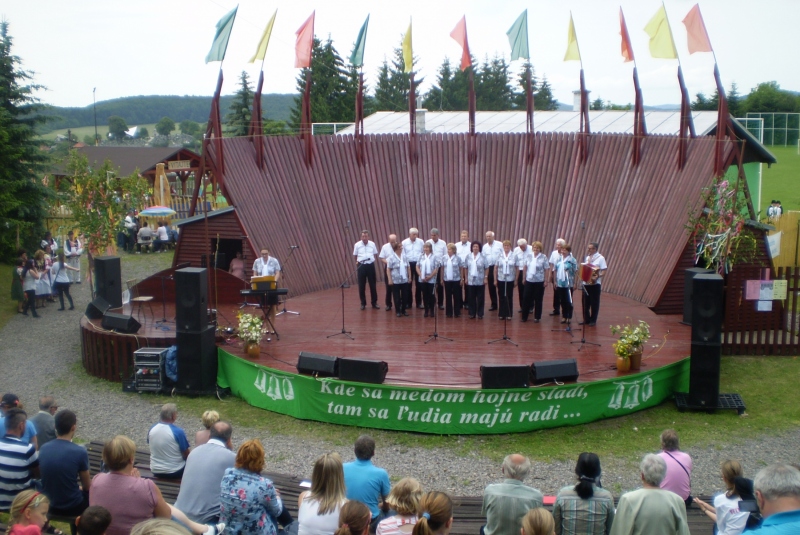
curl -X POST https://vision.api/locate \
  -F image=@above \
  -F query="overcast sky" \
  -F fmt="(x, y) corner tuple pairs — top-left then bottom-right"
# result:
(6, 0), (799, 110)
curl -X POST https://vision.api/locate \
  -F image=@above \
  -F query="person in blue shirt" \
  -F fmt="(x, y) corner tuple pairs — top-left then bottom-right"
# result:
(752, 463), (800, 534)
(343, 435), (391, 533)
(0, 394), (37, 448)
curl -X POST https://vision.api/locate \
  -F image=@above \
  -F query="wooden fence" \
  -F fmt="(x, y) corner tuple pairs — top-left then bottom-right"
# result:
(767, 210), (799, 268)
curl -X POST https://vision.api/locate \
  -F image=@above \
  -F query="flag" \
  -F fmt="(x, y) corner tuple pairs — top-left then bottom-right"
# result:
(506, 9), (529, 61)
(350, 15), (370, 67)
(644, 5), (678, 59)
(450, 16), (471, 71)
(402, 20), (413, 73)
(682, 4), (713, 54)
(619, 8), (634, 63)
(564, 14), (581, 62)
(295, 11), (315, 68)
(249, 9), (277, 63)
(205, 6), (238, 63)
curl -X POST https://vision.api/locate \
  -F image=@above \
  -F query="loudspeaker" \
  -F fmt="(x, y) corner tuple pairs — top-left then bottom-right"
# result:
(297, 352), (339, 377)
(480, 365), (530, 389)
(683, 268), (713, 324)
(214, 252), (227, 269)
(95, 256), (122, 308)
(175, 268), (208, 332)
(176, 326), (217, 392)
(689, 343), (721, 407)
(691, 274), (724, 345)
(85, 297), (111, 320)
(338, 359), (388, 384)
(531, 358), (579, 385)
(101, 312), (141, 334)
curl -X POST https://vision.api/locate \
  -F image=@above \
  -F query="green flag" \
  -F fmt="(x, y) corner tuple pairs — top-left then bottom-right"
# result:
(349, 15), (370, 67)
(506, 9), (529, 61)
(205, 6), (238, 64)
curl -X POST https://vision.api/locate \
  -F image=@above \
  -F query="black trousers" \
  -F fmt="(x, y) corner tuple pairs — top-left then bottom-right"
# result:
(421, 282), (436, 313)
(486, 266), (498, 308)
(557, 287), (574, 319)
(497, 280), (514, 318)
(391, 282), (408, 313)
(54, 281), (74, 309)
(435, 268), (444, 307)
(407, 262), (423, 306)
(522, 281), (545, 321)
(467, 284), (485, 318)
(552, 282), (560, 313)
(444, 280), (463, 317)
(582, 284), (602, 324)
(384, 278), (393, 307)
(22, 289), (38, 317)
(516, 271), (526, 310)
(357, 263), (378, 306)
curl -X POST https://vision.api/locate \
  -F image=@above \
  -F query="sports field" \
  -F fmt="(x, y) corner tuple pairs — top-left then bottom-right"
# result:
(760, 144), (800, 214)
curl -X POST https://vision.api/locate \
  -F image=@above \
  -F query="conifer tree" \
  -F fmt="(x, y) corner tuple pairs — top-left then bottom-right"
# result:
(224, 71), (253, 137)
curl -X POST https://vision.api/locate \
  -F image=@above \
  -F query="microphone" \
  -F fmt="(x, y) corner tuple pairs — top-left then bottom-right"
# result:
(290, 245), (300, 249)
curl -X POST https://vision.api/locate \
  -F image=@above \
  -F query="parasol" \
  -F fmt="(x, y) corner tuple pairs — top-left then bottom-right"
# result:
(139, 205), (177, 217)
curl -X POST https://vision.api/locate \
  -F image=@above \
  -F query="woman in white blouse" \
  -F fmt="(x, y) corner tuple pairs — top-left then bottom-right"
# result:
(495, 240), (516, 320)
(416, 243), (439, 318)
(694, 460), (750, 535)
(386, 242), (411, 317)
(464, 242), (488, 319)
(521, 241), (549, 323)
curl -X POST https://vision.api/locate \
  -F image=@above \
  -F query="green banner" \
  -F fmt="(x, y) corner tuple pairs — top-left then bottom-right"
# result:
(217, 349), (689, 435)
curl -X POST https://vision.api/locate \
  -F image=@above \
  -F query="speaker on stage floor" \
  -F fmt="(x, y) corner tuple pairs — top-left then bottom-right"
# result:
(176, 326), (217, 393)
(85, 296), (111, 320)
(689, 343), (721, 407)
(95, 256), (122, 308)
(531, 358), (579, 385)
(683, 267), (714, 324)
(691, 274), (724, 345)
(175, 267), (208, 332)
(338, 359), (388, 384)
(297, 352), (339, 377)
(101, 312), (141, 334)
(480, 365), (530, 389)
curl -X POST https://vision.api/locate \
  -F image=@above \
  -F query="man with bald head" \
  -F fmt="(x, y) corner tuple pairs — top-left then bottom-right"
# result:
(482, 454), (543, 535)
(402, 228), (425, 309)
(379, 234), (399, 311)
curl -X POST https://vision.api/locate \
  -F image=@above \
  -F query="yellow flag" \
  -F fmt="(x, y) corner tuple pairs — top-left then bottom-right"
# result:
(563, 14), (581, 62)
(644, 5), (678, 59)
(249, 9), (277, 63)
(402, 20), (413, 73)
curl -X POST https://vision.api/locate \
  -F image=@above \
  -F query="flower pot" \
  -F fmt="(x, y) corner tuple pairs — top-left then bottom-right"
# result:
(245, 342), (260, 359)
(616, 356), (631, 373)
(629, 346), (643, 370)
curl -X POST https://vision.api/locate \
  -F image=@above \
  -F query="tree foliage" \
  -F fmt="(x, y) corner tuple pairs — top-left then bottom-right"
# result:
(224, 71), (253, 137)
(374, 46), (421, 112)
(179, 120), (201, 137)
(136, 126), (149, 139)
(741, 81), (799, 114)
(155, 116), (175, 136)
(107, 115), (128, 139)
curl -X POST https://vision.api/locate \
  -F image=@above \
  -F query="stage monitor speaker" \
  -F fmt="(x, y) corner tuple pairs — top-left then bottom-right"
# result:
(683, 267), (713, 324)
(480, 365), (530, 389)
(101, 312), (141, 334)
(297, 352), (339, 377)
(338, 359), (388, 384)
(85, 297), (111, 320)
(94, 256), (122, 308)
(531, 358), (579, 385)
(691, 274), (724, 345)
(689, 342), (721, 407)
(176, 326), (217, 393)
(175, 267), (208, 332)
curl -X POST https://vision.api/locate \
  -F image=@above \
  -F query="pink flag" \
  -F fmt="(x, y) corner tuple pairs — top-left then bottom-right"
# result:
(619, 8), (634, 63)
(682, 4), (713, 54)
(295, 11), (315, 68)
(450, 16), (472, 71)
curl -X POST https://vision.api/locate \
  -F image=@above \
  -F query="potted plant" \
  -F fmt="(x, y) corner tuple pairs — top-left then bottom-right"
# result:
(610, 320), (651, 372)
(238, 312), (265, 358)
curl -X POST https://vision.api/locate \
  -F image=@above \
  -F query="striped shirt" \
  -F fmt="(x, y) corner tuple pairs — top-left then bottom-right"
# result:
(552, 485), (615, 535)
(0, 435), (39, 511)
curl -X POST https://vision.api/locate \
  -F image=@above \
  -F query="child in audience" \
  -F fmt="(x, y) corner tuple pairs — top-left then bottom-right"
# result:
(377, 478), (423, 535)
(7, 490), (51, 535)
(521, 508), (555, 535)
(412, 492), (453, 535)
(334, 501), (371, 535)
(76, 506), (113, 535)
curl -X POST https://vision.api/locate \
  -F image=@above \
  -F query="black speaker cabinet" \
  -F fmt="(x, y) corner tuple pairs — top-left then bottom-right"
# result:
(691, 274), (724, 345)
(297, 352), (339, 377)
(85, 296), (111, 320)
(480, 365), (530, 389)
(531, 358), (579, 385)
(689, 342), (721, 407)
(175, 268), (208, 332)
(94, 256), (122, 308)
(101, 312), (141, 334)
(176, 326), (217, 393)
(683, 267), (714, 324)
(338, 359), (388, 384)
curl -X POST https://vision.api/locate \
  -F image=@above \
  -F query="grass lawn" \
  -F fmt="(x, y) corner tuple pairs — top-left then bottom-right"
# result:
(40, 123), (157, 142)
(760, 144), (800, 214)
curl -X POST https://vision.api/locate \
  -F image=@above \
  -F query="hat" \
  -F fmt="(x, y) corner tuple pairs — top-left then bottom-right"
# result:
(1, 393), (20, 407)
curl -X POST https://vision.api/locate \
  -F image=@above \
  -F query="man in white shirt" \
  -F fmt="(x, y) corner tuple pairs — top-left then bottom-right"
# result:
(379, 234), (398, 311)
(154, 222), (170, 253)
(548, 238), (565, 316)
(353, 230), (380, 310)
(401, 228), (424, 309)
(456, 231), (471, 309)
(123, 210), (137, 252)
(483, 231), (503, 312)
(252, 248), (282, 326)
(426, 228), (448, 310)
(64, 231), (83, 283)
(514, 239), (531, 313)
(136, 222), (154, 253)
(580, 242), (608, 326)
(148, 403), (190, 479)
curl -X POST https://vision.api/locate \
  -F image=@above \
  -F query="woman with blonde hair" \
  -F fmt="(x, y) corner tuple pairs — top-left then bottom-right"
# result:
(7, 490), (50, 535)
(377, 478), (423, 535)
(412, 492), (452, 535)
(195, 410), (220, 446)
(131, 519), (191, 535)
(694, 460), (749, 535)
(334, 501), (371, 535)
(298, 453), (348, 535)
(521, 508), (555, 535)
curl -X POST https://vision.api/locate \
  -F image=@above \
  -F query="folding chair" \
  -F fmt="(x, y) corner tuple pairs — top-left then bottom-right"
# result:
(126, 279), (154, 323)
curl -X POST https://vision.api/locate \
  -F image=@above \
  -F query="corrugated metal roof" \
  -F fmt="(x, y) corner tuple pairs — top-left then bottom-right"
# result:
(51, 146), (201, 177)
(210, 132), (729, 306)
(175, 206), (235, 227)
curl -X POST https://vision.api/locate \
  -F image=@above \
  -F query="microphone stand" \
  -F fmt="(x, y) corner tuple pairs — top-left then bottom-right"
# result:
(572, 284), (601, 350)
(155, 274), (173, 327)
(277, 246), (300, 316)
(327, 266), (359, 340)
(425, 278), (453, 344)
(551, 286), (574, 338)
(489, 278), (517, 346)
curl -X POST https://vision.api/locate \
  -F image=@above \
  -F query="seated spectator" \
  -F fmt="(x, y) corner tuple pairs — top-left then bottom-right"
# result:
(148, 403), (190, 479)
(413, 492), (453, 535)
(298, 453), (348, 535)
(76, 506), (112, 535)
(1, 394), (38, 448)
(376, 478), (423, 535)
(694, 460), (749, 535)
(0, 408), (40, 511)
(336, 501), (371, 535)
(175, 421), (235, 524)
(751, 463), (800, 533)
(7, 490), (50, 535)
(132, 519), (190, 535)
(521, 508), (555, 535)
(30, 396), (58, 447)
(136, 222), (154, 253)
(609, 454), (689, 535)
(194, 411), (220, 447)
(552, 452), (614, 535)
(39, 410), (91, 535)
(153, 222), (170, 253)
(89, 435), (222, 535)
(658, 429), (692, 506)
(481, 454), (543, 535)
(343, 435), (391, 533)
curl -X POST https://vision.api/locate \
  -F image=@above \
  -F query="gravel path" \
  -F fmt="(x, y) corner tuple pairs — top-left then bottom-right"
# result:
(2, 253), (798, 498)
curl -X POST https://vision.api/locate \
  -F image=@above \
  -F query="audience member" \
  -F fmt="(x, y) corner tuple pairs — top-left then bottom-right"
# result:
(376, 478), (423, 535)
(481, 454), (543, 535)
(30, 396), (58, 447)
(298, 453), (348, 535)
(7, 489), (50, 535)
(175, 421), (235, 523)
(751, 463), (800, 533)
(521, 508), (555, 535)
(76, 506), (112, 535)
(343, 435), (392, 533)
(694, 460), (749, 535)
(131, 519), (191, 535)
(153, 222), (170, 253)
(194, 410), (220, 447)
(412, 492), (453, 535)
(147, 403), (190, 479)
(658, 429), (693, 506)
(335, 501), (372, 535)
(1, 394), (39, 448)
(136, 222), (153, 253)
(609, 454), (689, 535)
(0, 408), (40, 511)
(552, 452), (614, 535)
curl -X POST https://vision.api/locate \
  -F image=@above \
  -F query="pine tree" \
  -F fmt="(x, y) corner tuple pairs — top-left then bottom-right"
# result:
(373, 46), (421, 112)
(422, 58), (469, 111)
(535, 76), (559, 111)
(511, 62), (539, 110)
(476, 56), (514, 111)
(224, 71), (253, 137)
(727, 82), (742, 117)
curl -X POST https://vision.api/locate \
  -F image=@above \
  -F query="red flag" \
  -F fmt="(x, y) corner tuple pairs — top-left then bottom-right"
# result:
(682, 4), (713, 54)
(295, 11), (315, 68)
(450, 16), (472, 71)
(619, 8), (635, 63)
